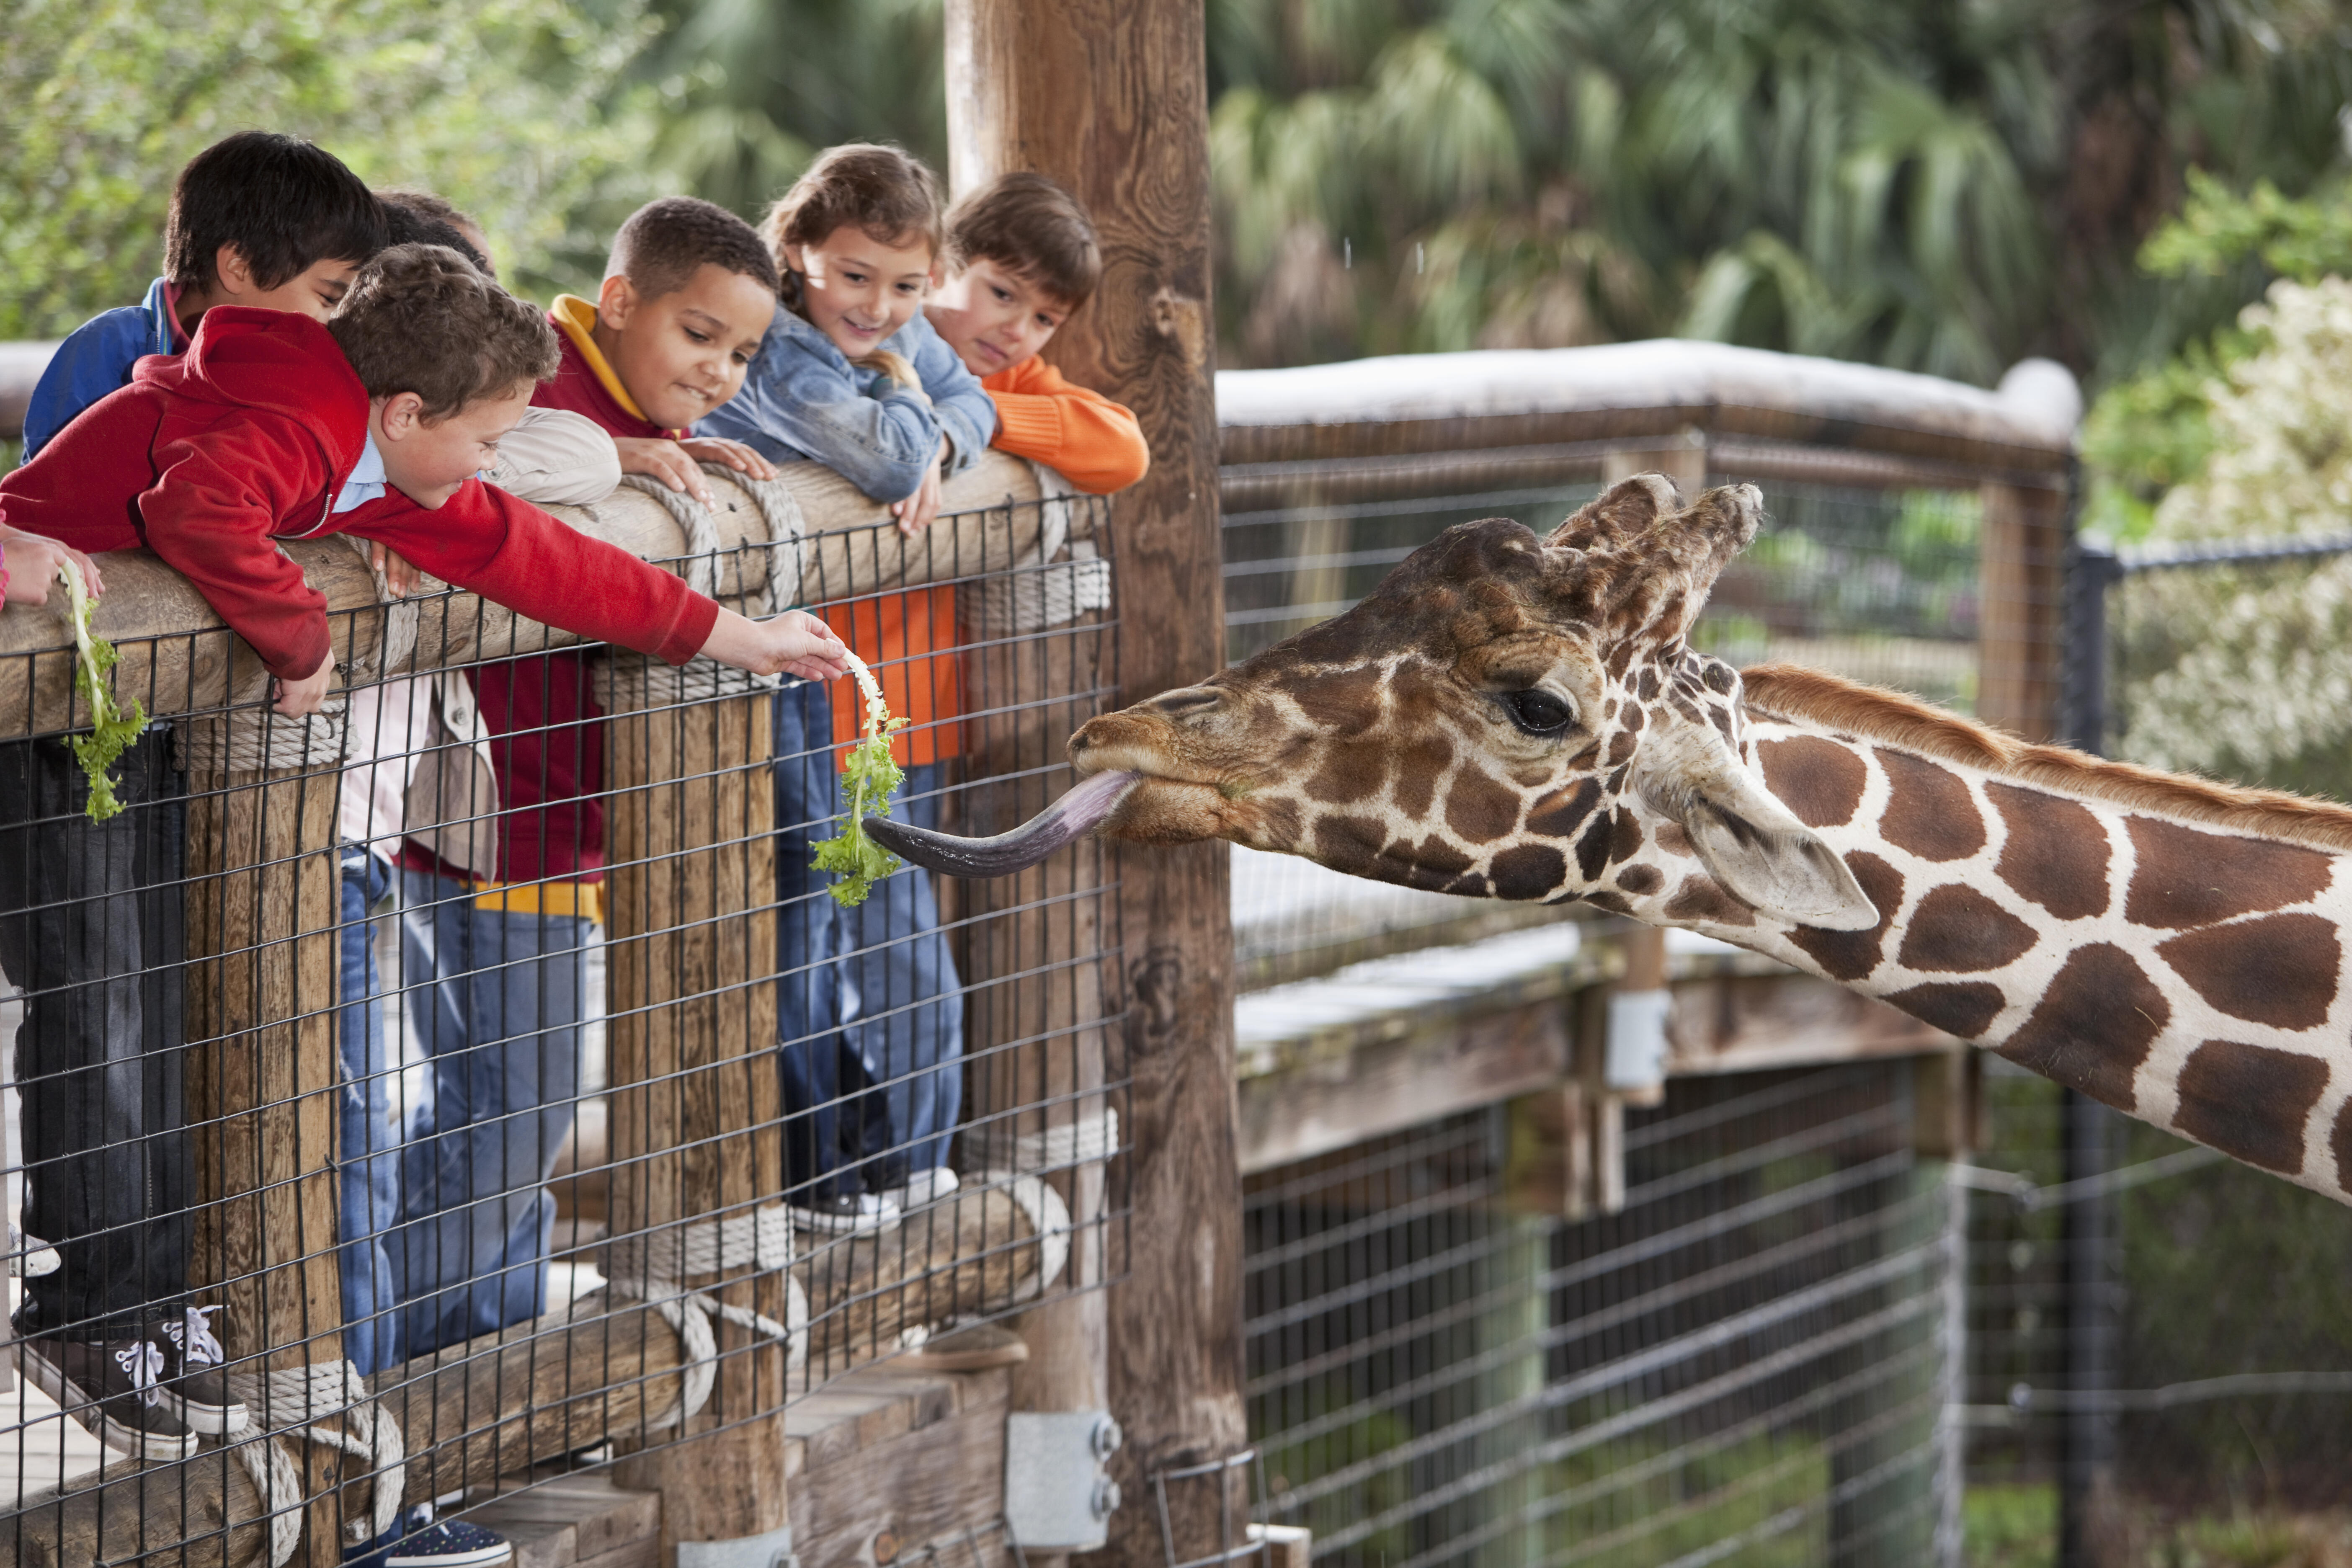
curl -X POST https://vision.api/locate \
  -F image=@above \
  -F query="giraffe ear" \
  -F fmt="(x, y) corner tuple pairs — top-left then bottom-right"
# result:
(1634, 720), (1879, 931)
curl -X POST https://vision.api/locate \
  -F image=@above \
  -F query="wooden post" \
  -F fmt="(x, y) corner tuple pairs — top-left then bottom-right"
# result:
(945, 2), (1245, 1562)
(1977, 480), (2067, 742)
(182, 746), (348, 1566)
(602, 670), (790, 1563)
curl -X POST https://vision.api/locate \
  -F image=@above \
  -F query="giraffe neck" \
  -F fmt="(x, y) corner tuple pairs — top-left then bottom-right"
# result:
(1615, 671), (2352, 1202)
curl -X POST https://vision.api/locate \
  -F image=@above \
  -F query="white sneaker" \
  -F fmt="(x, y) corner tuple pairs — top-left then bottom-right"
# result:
(889, 1168), (961, 1209)
(787, 1191), (903, 1235)
(10, 1230), (59, 1277)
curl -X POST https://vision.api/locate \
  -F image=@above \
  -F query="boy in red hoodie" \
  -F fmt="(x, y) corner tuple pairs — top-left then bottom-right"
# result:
(0, 245), (846, 1421)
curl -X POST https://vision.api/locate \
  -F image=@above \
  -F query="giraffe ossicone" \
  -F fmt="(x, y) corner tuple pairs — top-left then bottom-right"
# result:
(871, 475), (2352, 1204)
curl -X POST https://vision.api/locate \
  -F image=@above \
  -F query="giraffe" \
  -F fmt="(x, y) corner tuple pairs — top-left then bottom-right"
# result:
(870, 475), (2352, 1204)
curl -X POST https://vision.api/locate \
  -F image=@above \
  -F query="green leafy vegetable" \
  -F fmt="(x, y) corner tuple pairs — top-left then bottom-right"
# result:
(809, 651), (906, 906)
(59, 560), (147, 821)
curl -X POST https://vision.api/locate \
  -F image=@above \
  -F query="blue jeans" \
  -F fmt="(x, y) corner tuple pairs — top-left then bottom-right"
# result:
(773, 681), (964, 1201)
(392, 868), (588, 1357)
(335, 853), (405, 1376)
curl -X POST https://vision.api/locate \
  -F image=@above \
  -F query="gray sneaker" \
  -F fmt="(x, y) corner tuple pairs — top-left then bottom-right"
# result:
(154, 1306), (248, 1435)
(15, 1333), (197, 1461)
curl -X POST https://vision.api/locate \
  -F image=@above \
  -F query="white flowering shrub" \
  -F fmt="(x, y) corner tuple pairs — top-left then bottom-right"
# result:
(2116, 276), (2352, 796)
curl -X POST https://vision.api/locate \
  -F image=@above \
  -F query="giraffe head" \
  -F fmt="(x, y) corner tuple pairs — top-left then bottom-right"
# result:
(874, 475), (1877, 930)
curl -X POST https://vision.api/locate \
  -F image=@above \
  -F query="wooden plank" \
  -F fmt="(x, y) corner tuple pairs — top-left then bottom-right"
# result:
(1661, 971), (1957, 1075)
(944, 0), (1241, 1559)
(786, 1370), (1014, 1567)
(1978, 479), (2066, 741)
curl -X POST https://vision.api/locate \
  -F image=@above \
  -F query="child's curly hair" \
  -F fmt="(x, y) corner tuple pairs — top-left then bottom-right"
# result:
(761, 144), (945, 310)
(328, 244), (559, 420)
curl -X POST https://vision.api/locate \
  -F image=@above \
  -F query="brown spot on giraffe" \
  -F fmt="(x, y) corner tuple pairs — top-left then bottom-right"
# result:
(1788, 853), (1903, 981)
(1998, 944), (2167, 1113)
(1988, 784), (2110, 921)
(1614, 863), (1663, 897)
(1527, 779), (1604, 841)
(2173, 1040), (2329, 1175)
(1490, 842), (1569, 901)
(1654, 822), (1694, 858)
(2332, 1102), (2352, 1193)
(1876, 750), (1986, 862)
(1607, 809), (1644, 866)
(1896, 886), (2037, 974)
(1406, 835), (1475, 877)
(1635, 666), (1661, 700)
(1446, 768), (1521, 844)
(1757, 736), (1867, 828)
(2156, 913), (2340, 1032)
(1311, 814), (1389, 878)
(1303, 742), (1389, 807)
(1886, 982), (2007, 1040)
(1389, 732), (1455, 820)
(1663, 873), (1756, 928)
(1607, 731), (1638, 765)
(2123, 817), (2334, 929)
(1575, 813), (1615, 883)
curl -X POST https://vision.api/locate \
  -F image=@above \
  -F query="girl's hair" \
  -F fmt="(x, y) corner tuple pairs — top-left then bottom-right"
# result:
(761, 143), (946, 297)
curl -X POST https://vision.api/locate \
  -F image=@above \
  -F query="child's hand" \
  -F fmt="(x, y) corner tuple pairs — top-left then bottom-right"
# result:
(890, 451), (946, 537)
(272, 660), (334, 717)
(678, 437), (779, 484)
(616, 437), (721, 507)
(366, 541), (423, 597)
(697, 608), (850, 682)
(1, 529), (105, 605)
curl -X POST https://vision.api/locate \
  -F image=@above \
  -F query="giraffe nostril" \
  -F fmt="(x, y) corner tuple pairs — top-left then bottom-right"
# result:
(1149, 686), (1225, 721)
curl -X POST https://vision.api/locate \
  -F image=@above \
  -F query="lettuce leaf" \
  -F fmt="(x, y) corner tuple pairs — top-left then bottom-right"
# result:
(59, 560), (147, 821)
(809, 650), (905, 906)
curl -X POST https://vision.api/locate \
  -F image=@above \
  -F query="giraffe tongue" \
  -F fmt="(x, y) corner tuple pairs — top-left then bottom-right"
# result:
(861, 769), (1141, 878)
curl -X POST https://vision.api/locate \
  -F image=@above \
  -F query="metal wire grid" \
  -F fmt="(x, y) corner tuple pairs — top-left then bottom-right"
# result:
(1217, 456), (1987, 984)
(0, 497), (1132, 1554)
(1244, 1063), (1960, 1568)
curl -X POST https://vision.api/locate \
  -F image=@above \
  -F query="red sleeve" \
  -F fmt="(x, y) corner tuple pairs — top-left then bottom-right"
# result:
(138, 415), (334, 680)
(344, 482), (719, 665)
(985, 358), (1151, 494)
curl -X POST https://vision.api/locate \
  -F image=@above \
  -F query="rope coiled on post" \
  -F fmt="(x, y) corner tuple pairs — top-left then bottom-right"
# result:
(964, 1107), (1120, 1173)
(225, 1359), (407, 1566)
(604, 1202), (810, 1432)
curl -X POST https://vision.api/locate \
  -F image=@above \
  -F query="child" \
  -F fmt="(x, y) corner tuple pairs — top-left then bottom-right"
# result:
(22, 131), (384, 459)
(0, 240), (848, 1409)
(385, 195), (785, 1362)
(926, 171), (1150, 494)
(697, 145), (995, 1233)
(0, 130), (382, 1464)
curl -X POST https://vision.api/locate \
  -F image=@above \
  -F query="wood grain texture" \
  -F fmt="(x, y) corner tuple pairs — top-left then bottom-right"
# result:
(945, 0), (1245, 1559)
(181, 763), (347, 1565)
(1977, 480), (2066, 742)
(601, 686), (791, 1553)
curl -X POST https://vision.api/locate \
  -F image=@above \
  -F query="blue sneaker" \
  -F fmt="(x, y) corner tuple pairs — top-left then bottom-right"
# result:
(347, 1507), (512, 1568)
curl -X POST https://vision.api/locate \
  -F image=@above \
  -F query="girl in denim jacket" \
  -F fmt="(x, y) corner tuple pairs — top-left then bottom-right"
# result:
(698, 144), (994, 1234)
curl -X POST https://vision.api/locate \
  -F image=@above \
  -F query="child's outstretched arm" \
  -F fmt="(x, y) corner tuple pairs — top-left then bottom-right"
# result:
(0, 527), (107, 606)
(698, 607), (850, 682)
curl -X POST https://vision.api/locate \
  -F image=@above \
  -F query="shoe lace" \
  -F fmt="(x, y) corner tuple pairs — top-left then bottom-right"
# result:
(113, 1341), (166, 1406)
(162, 1304), (228, 1369)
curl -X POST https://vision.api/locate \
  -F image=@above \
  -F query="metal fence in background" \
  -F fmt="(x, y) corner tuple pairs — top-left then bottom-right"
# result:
(0, 490), (1128, 1564)
(1245, 1063), (1961, 1568)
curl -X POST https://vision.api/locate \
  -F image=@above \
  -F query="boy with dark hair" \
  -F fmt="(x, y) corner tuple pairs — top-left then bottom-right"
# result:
(22, 131), (385, 458)
(0, 248), (846, 1464)
(926, 172), (1149, 493)
(383, 197), (785, 1358)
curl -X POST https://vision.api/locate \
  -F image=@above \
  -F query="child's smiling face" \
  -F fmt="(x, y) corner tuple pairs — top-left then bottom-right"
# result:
(372, 379), (534, 508)
(786, 225), (939, 360)
(595, 262), (778, 431)
(926, 256), (1068, 379)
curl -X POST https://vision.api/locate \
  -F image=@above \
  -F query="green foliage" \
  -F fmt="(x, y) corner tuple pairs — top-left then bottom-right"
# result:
(59, 560), (147, 822)
(2143, 169), (2352, 288)
(809, 662), (906, 906)
(1965, 1481), (2056, 1568)
(1547, 1431), (1831, 1566)
(0, 0), (663, 337)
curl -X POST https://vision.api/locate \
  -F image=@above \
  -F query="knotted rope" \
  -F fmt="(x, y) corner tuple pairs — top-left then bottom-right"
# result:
(225, 1357), (407, 1566)
(963, 1106), (1120, 1174)
(604, 1202), (810, 1431)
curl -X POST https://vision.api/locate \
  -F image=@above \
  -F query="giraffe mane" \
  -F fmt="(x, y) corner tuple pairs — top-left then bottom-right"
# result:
(1740, 662), (2352, 854)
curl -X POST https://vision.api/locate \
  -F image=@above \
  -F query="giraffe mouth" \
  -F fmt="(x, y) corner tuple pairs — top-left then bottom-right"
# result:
(861, 769), (1143, 877)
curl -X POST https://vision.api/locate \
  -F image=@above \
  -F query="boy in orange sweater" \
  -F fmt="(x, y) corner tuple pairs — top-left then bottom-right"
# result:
(925, 172), (1149, 493)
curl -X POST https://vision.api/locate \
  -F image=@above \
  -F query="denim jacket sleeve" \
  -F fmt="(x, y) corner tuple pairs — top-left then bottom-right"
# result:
(903, 315), (998, 481)
(695, 313), (944, 503)
(22, 307), (157, 459)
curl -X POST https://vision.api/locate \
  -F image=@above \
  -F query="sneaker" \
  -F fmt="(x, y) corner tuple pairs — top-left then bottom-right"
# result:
(9, 1229), (59, 1277)
(886, 1168), (961, 1209)
(15, 1333), (197, 1461)
(155, 1305), (249, 1435)
(787, 1191), (902, 1235)
(382, 1519), (513, 1568)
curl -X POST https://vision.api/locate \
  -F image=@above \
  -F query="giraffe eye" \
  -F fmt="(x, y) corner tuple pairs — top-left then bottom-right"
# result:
(1501, 689), (1576, 736)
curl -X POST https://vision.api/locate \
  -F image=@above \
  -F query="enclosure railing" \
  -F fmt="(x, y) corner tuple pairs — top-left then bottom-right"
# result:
(0, 450), (1129, 1566)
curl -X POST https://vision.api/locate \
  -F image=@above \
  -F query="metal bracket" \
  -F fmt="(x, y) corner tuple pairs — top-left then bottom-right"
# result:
(676, 1521), (798, 1568)
(1005, 1409), (1123, 1550)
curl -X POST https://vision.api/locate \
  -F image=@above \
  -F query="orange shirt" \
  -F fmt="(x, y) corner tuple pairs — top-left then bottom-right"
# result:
(818, 357), (1148, 766)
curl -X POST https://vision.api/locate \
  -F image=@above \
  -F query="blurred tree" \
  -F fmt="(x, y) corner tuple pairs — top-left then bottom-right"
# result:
(0, 0), (663, 338)
(1204, 0), (2352, 377)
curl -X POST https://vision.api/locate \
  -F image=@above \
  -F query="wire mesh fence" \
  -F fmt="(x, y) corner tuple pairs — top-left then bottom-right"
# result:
(0, 486), (1129, 1563)
(1244, 1063), (1961, 1568)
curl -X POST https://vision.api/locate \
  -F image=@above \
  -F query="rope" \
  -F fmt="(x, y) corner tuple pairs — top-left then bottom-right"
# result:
(961, 462), (1112, 637)
(225, 1358), (407, 1565)
(976, 1170), (1073, 1304)
(604, 1203), (810, 1432)
(598, 466), (812, 712)
(965, 1107), (1119, 1173)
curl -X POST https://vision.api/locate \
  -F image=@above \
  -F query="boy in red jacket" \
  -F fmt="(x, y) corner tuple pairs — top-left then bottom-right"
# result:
(0, 245), (845, 1416)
